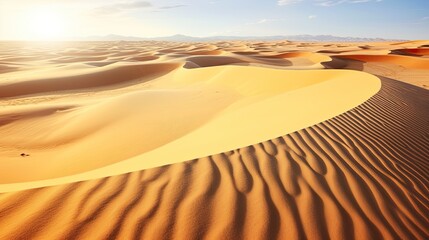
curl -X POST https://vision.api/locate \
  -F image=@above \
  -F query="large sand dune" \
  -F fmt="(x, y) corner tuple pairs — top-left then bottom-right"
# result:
(0, 65), (379, 185)
(0, 40), (428, 239)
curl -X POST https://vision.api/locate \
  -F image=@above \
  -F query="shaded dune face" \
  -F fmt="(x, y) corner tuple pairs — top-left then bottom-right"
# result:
(0, 77), (427, 240)
(0, 41), (428, 240)
(184, 56), (249, 68)
(394, 48), (429, 56)
(0, 64), (18, 74)
(0, 63), (180, 98)
(180, 49), (224, 55)
(336, 54), (429, 69)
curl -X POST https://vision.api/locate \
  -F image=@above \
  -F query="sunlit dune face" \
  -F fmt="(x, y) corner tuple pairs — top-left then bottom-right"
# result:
(23, 7), (68, 40)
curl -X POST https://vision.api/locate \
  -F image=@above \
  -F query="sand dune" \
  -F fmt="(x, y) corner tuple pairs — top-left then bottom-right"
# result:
(337, 54), (429, 69)
(0, 74), (427, 240)
(330, 54), (429, 89)
(395, 48), (429, 56)
(0, 63), (180, 98)
(0, 40), (428, 240)
(261, 52), (331, 68)
(182, 49), (224, 55)
(184, 56), (249, 68)
(0, 66), (379, 184)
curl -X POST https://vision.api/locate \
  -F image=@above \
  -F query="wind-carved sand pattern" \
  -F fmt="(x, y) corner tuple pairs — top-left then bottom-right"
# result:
(0, 40), (428, 240)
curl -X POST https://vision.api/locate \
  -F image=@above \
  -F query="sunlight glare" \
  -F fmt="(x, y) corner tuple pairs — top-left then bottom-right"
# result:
(25, 7), (68, 40)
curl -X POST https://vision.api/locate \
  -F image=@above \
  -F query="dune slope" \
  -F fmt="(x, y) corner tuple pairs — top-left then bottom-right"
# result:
(0, 66), (379, 185)
(0, 76), (427, 240)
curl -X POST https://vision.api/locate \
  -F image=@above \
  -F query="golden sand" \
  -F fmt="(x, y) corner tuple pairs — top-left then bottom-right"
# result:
(0, 40), (428, 239)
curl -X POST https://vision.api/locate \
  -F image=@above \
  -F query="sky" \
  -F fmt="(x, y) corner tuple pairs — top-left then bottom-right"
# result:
(0, 0), (428, 40)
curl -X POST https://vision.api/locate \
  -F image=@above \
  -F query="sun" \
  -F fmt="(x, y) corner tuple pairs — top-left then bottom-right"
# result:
(25, 7), (68, 40)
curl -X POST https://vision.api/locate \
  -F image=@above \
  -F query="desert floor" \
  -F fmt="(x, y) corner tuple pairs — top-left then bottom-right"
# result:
(0, 40), (428, 239)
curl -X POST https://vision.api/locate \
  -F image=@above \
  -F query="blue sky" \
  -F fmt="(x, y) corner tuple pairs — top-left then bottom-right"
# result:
(0, 0), (428, 40)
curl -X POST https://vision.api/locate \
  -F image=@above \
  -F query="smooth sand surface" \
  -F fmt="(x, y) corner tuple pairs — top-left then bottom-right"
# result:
(0, 40), (428, 240)
(0, 65), (380, 185)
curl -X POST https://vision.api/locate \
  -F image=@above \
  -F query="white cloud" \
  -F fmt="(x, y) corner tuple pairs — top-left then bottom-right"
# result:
(308, 15), (317, 20)
(90, 1), (187, 15)
(246, 18), (282, 25)
(316, 0), (381, 7)
(92, 1), (152, 15)
(257, 18), (277, 24)
(278, 0), (382, 6)
(277, 0), (303, 6)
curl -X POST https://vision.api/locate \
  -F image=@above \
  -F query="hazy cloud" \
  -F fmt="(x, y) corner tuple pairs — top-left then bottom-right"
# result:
(92, 1), (152, 15)
(245, 18), (283, 26)
(159, 4), (187, 10)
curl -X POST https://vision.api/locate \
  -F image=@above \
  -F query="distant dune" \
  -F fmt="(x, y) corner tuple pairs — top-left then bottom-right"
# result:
(0, 40), (428, 239)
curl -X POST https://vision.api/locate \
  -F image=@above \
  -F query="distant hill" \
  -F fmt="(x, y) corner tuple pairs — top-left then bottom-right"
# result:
(80, 34), (401, 42)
